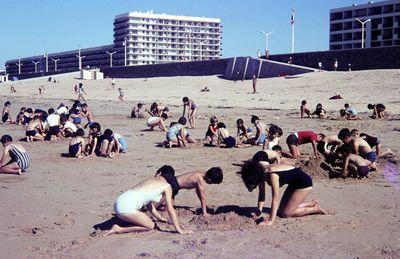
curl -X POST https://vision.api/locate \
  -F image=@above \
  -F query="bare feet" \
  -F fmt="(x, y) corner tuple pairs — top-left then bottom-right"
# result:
(315, 204), (328, 215)
(17, 169), (22, 175)
(103, 224), (121, 237)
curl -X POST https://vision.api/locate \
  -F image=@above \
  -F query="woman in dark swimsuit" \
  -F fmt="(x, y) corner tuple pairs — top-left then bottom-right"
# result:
(239, 161), (327, 226)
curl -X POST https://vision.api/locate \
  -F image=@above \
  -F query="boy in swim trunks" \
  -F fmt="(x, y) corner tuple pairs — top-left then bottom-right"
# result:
(26, 115), (45, 142)
(339, 145), (370, 178)
(316, 134), (343, 164)
(252, 145), (283, 164)
(246, 115), (267, 146)
(60, 114), (78, 138)
(286, 130), (322, 158)
(81, 103), (94, 129)
(300, 100), (311, 119)
(0, 135), (31, 175)
(338, 128), (377, 171)
(351, 129), (393, 158)
(158, 167), (224, 216)
(45, 108), (62, 141)
(368, 103), (386, 119)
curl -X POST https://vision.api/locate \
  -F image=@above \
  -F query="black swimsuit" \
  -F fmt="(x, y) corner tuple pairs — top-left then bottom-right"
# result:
(274, 168), (313, 190)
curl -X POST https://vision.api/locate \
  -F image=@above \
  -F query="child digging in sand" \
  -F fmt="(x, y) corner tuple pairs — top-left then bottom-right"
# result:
(182, 97), (197, 129)
(69, 129), (86, 158)
(300, 100), (311, 118)
(338, 145), (370, 179)
(205, 116), (219, 146)
(26, 115), (45, 142)
(246, 116), (267, 146)
(0, 135), (31, 175)
(239, 162), (327, 226)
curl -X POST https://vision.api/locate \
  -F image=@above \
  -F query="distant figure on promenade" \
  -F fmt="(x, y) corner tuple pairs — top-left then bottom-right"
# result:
(334, 59), (338, 71)
(257, 49), (262, 59)
(367, 103), (386, 119)
(0, 135), (31, 175)
(252, 75), (257, 93)
(266, 50), (270, 60)
(348, 63), (352, 71)
(318, 62), (322, 71)
(288, 57), (293, 66)
(235, 71), (240, 82)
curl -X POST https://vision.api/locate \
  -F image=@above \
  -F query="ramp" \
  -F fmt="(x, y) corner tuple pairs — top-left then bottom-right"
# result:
(224, 57), (316, 80)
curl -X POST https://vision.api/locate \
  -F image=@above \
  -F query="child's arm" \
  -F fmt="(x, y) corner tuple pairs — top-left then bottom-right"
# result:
(195, 177), (208, 216)
(342, 156), (350, 177)
(146, 202), (167, 222)
(0, 147), (9, 167)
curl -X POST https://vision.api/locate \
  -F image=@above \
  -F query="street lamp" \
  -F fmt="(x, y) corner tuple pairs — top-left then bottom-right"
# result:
(122, 37), (127, 66)
(76, 48), (85, 70)
(32, 61), (40, 73)
(260, 30), (274, 55)
(106, 51), (116, 67)
(43, 53), (49, 72)
(51, 58), (60, 72)
(356, 18), (371, 48)
(16, 58), (23, 74)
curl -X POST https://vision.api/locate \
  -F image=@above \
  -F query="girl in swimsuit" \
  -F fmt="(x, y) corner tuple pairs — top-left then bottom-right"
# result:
(239, 161), (326, 226)
(69, 129), (86, 158)
(216, 122), (237, 148)
(105, 165), (192, 236)
(182, 97), (197, 129)
(2, 101), (13, 124)
(205, 116), (218, 145)
(246, 116), (267, 146)
(0, 135), (31, 175)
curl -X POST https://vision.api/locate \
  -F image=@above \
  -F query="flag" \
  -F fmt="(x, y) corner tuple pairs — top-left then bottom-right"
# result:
(291, 9), (295, 25)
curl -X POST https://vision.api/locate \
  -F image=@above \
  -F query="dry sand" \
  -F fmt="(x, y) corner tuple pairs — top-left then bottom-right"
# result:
(0, 70), (399, 258)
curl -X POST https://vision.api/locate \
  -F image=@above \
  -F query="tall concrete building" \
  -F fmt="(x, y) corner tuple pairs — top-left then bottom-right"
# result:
(113, 11), (222, 66)
(330, 0), (400, 50)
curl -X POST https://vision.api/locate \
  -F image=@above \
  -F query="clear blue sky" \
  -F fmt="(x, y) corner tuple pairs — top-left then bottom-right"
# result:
(0, 0), (369, 69)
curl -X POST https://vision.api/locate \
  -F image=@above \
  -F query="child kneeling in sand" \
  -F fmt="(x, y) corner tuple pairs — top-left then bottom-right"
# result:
(165, 117), (195, 148)
(0, 135), (31, 175)
(338, 145), (370, 178)
(158, 167), (223, 216)
(105, 165), (192, 235)
(147, 113), (167, 131)
(69, 129), (86, 158)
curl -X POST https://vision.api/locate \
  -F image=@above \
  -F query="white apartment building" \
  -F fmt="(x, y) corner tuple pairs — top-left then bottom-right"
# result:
(113, 11), (222, 66)
(330, 0), (400, 50)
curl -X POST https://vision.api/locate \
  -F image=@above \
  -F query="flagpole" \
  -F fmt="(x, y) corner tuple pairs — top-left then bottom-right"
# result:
(291, 8), (295, 54)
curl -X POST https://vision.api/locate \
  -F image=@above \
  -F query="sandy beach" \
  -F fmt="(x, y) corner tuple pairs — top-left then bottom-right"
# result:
(0, 70), (399, 258)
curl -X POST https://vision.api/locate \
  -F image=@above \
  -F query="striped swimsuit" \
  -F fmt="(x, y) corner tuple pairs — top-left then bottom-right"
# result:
(9, 145), (31, 171)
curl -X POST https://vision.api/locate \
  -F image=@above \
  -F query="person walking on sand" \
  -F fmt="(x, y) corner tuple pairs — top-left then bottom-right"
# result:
(118, 88), (124, 102)
(111, 78), (116, 90)
(77, 83), (87, 102)
(239, 161), (327, 227)
(0, 135), (31, 175)
(105, 165), (192, 236)
(252, 75), (257, 93)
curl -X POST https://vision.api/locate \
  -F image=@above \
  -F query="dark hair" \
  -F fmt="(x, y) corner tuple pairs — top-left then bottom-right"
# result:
(182, 97), (189, 103)
(81, 103), (88, 108)
(48, 108), (55, 114)
(150, 102), (158, 112)
(79, 83), (83, 87)
(236, 118), (243, 125)
(367, 104), (374, 109)
(239, 160), (265, 192)
(164, 107), (169, 112)
(58, 103), (65, 108)
(210, 116), (218, 123)
(4, 101), (11, 106)
(26, 108), (33, 113)
(272, 145), (282, 152)
(0, 135), (12, 144)
(178, 117), (187, 125)
(169, 122), (177, 127)
(137, 103), (144, 108)
(217, 122), (226, 129)
(161, 113), (168, 120)
(20, 107), (26, 112)
(157, 165), (180, 198)
(103, 129), (113, 136)
(277, 127), (283, 137)
(316, 103), (322, 109)
(338, 144), (352, 155)
(205, 167), (223, 184)
(33, 115), (41, 120)
(60, 114), (68, 124)
(252, 151), (269, 163)
(89, 122), (101, 131)
(268, 124), (279, 135)
(251, 115), (260, 124)
(338, 128), (351, 141)
(75, 128), (85, 137)
(318, 133), (326, 139)
(301, 100), (307, 105)
(339, 109), (346, 117)
(72, 100), (81, 109)
(344, 103), (349, 108)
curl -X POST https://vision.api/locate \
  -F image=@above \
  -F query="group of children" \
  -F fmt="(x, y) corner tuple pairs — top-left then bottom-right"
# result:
(300, 100), (387, 120)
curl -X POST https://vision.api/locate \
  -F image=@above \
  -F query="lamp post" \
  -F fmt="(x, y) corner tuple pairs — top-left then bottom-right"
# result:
(32, 61), (40, 73)
(106, 51), (116, 67)
(291, 8), (295, 54)
(51, 58), (60, 72)
(260, 30), (274, 55)
(356, 18), (371, 48)
(122, 37), (127, 66)
(76, 48), (85, 70)
(43, 53), (49, 72)
(16, 58), (23, 74)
